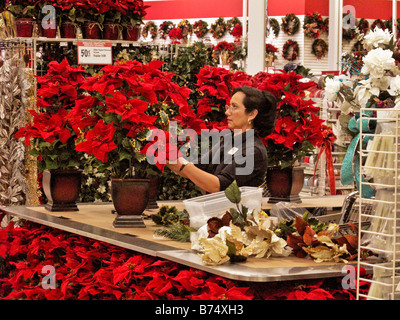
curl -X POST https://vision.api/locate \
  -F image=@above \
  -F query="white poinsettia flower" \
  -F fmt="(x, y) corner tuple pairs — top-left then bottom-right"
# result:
(387, 75), (400, 96)
(324, 77), (343, 102)
(361, 47), (396, 78)
(354, 78), (380, 108)
(371, 76), (391, 91)
(363, 27), (393, 51)
(199, 235), (230, 266)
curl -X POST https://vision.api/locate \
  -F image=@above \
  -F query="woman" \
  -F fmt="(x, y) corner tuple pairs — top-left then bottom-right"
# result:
(167, 86), (277, 193)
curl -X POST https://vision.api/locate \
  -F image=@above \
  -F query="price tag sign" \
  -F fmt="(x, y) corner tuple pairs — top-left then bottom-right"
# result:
(77, 42), (112, 65)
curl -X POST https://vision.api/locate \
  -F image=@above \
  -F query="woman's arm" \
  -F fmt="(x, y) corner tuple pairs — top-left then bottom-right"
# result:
(166, 161), (220, 193)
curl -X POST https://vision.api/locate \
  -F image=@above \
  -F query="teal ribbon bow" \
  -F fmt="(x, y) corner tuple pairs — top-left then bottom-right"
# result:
(341, 112), (376, 198)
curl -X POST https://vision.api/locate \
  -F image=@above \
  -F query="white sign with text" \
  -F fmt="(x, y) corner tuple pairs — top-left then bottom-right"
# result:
(77, 42), (112, 65)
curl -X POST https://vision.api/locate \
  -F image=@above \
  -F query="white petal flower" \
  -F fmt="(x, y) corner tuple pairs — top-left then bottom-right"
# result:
(324, 77), (342, 101)
(387, 75), (400, 96)
(361, 47), (395, 78)
(363, 27), (393, 51)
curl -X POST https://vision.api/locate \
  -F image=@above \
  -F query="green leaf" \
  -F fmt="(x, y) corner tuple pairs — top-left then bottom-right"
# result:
(224, 180), (241, 204)
(226, 240), (237, 256)
(45, 158), (58, 170)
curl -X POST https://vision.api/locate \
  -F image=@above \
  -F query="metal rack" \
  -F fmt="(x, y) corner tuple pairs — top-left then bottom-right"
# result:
(357, 107), (400, 300)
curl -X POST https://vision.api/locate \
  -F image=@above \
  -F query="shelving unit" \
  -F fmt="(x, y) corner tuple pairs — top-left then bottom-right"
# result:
(357, 107), (400, 300)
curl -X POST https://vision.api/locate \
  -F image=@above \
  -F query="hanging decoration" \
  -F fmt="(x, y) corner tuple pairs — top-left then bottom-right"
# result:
(357, 18), (369, 35)
(370, 19), (386, 31)
(267, 18), (280, 37)
(281, 13), (300, 35)
(159, 20), (175, 40)
(227, 17), (242, 35)
(212, 41), (237, 66)
(177, 19), (192, 40)
(311, 39), (328, 59)
(303, 12), (326, 38)
(210, 17), (228, 39)
(193, 20), (208, 38)
(168, 27), (183, 44)
(142, 21), (158, 40)
(282, 39), (299, 61)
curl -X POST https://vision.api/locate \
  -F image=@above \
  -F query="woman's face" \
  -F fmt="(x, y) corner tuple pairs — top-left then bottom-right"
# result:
(225, 91), (257, 132)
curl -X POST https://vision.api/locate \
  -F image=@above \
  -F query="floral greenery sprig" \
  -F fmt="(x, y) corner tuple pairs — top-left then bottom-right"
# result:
(303, 11), (326, 38)
(227, 17), (242, 35)
(312, 39), (328, 59)
(142, 20), (158, 40)
(281, 13), (300, 35)
(371, 19), (386, 31)
(282, 39), (299, 61)
(357, 18), (369, 34)
(159, 20), (175, 40)
(267, 18), (280, 37)
(177, 19), (192, 39)
(193, 19), (209, 38)
(210, 17), (228, 39)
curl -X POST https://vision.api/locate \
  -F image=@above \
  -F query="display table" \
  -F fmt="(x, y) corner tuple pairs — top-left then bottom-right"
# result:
(0, 195), (368, 283)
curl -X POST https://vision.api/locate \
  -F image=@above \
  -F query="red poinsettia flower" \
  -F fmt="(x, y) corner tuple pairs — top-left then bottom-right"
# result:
(75, 119), (117, 162)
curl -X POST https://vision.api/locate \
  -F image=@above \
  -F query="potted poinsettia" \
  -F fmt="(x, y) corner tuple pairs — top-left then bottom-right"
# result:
(251, 71), (336, 202)
(7, 0), (41, 37)
(69, 59), (191, 227)
(15, 58), (86, 211)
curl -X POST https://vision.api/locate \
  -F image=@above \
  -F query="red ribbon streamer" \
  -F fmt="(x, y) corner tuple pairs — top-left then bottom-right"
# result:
(312, 142), (336, 195)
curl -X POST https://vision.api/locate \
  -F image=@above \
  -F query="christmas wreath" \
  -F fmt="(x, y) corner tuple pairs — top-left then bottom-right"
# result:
(212, 41), (237, 65)
(357, 18), (369, 34)
(177, 19), (193, 39)
(159, 20), (175, 40)
(371, 19), (386, 31)
(282, 39), (299, 61)
(142, 21), (158, 40)
(210, 17), (228, 39)
(227, 17), (242, 35)
(168, 27), (183, 44)
(267, 18), (280, 37)
(193, 20), (209, 38)
(311, 39), (328, 59)
(281, 13), (300, 35)
(342, 14), (356, 41)
(303, 12), (326, 38)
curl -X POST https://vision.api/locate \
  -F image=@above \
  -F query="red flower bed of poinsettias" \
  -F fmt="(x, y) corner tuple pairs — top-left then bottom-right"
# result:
(0, 219), (370, 300)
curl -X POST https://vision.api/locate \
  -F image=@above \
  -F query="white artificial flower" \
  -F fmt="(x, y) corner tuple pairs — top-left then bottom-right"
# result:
(354, 78), (380, 108)
(324, 77), (342, 101)
(371, 76), (391, 91)
(85, 177), (93, 186)
(361, 47), (396, 78)
(363, 26), (393, 51)
(387, 75), (400, 96)
(97, 185), (106, 194)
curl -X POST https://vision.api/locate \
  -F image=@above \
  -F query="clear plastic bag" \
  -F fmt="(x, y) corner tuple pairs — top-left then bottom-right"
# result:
(269, 202), (309, 221)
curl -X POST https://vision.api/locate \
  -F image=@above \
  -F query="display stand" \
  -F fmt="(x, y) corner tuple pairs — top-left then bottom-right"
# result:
(357, 107), (400, 300)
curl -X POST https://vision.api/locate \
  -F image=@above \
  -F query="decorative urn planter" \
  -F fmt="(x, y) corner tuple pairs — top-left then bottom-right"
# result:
(83, 21), (102, 39)
(265, 166), (304, 203)
(103, 22), (119, 40)
(111, 178), (150, 228)
(61, 21), (76, 38)
(42, 169), (83, 211)
(124, 24), (140, 41)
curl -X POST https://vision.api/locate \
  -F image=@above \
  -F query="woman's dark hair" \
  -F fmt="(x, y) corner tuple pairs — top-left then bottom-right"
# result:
(232, 86), (277, 137)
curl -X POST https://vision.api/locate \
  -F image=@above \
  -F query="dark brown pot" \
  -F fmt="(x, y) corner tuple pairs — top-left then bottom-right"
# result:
(43, 169), (82, 211)
(146, 175), (159, 209)
(111, 178), (149, 227)
(266, 166), (304, 203)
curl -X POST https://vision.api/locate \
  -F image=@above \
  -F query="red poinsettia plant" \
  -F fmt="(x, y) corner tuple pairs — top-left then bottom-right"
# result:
(15, 58), (86, 172)
(68, 59), (191, 178)
(251, 71), (335, 168)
